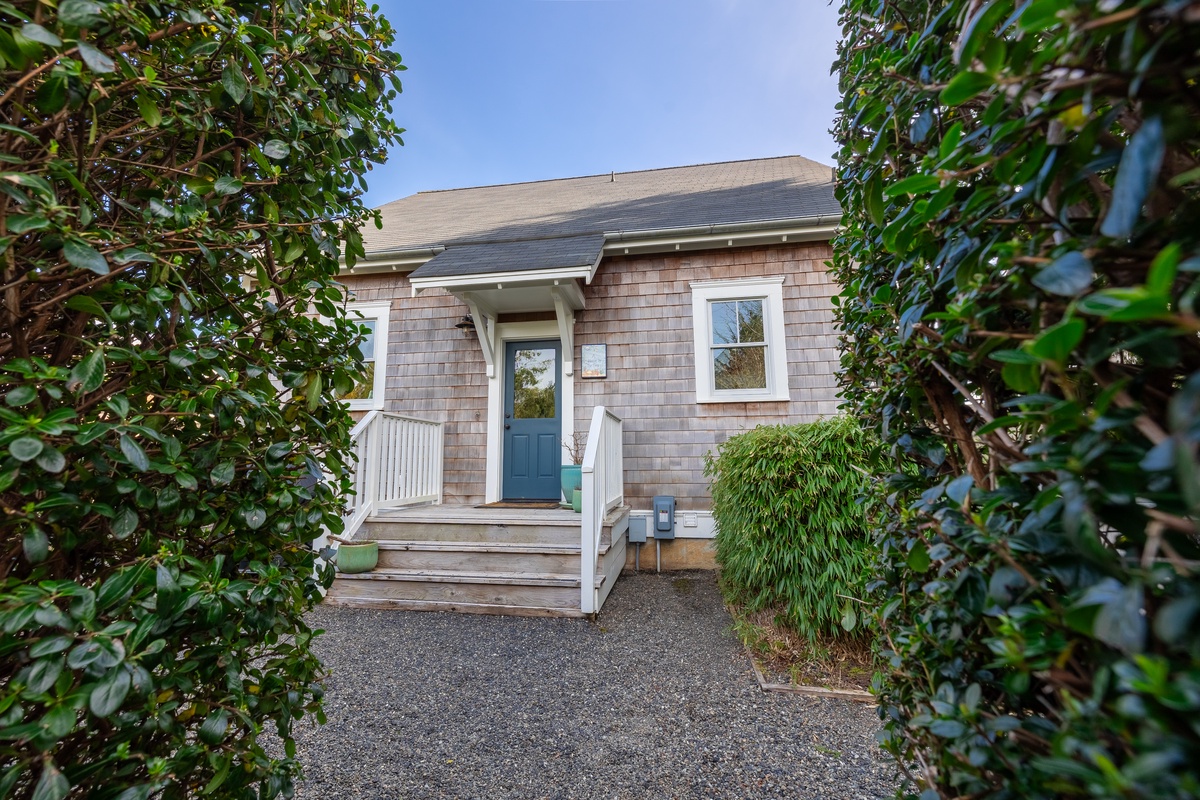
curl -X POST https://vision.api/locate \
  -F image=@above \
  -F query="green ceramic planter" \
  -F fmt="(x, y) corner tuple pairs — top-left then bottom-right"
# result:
(335, 541), (378, 574)
(572, 489), (582, 513)
(560, 464), (582, 501)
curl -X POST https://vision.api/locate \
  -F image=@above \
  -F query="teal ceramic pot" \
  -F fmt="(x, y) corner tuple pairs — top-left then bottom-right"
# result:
(560, 464), (582, 500)
(335, 541), (378, 573)
(572, 489), (582, 513)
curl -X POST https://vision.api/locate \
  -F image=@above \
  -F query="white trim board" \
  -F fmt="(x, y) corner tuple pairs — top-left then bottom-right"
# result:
(484, 320), (576, 504)
(690, 276), (790, 404)
(628, 510), (717, 540)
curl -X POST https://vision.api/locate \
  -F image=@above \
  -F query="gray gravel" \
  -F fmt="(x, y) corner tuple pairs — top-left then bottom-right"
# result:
(286, 572), (894, 799)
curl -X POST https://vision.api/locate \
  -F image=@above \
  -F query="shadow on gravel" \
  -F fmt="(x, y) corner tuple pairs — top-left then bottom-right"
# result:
(286, 571), (892, 800)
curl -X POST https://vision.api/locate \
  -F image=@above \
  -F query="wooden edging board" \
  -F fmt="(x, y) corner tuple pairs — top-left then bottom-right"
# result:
(744, 646), (876, 705)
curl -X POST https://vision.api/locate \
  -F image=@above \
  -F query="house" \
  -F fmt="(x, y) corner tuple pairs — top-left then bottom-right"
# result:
(324, 155), (843, 617)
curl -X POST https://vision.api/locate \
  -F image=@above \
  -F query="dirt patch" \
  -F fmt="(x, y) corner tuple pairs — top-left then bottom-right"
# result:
(728, 605), (874, 693)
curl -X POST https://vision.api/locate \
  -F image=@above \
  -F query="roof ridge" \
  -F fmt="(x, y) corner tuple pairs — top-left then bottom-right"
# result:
(402, 154), (825, 200)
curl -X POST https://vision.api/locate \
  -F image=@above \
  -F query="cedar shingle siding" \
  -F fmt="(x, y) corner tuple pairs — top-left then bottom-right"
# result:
(340, 239), (839, 510)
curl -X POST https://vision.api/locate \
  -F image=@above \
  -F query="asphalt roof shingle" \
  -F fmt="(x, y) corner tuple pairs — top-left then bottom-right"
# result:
(363, 155), (840, 258)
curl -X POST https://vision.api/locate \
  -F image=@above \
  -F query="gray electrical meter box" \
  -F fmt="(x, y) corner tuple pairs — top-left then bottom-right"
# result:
(628, 516), (647, 544)
(652, 496), (676, 540)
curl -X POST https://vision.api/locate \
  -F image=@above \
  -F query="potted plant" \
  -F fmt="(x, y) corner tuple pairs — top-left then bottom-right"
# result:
(560, 431), (587, 510)
(327, 534), (378, 573)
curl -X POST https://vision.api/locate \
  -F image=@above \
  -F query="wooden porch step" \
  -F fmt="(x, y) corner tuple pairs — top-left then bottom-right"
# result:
(320, 597), (588, 619)
(326, 567), (585, 611)
(334, 568), (581, 587)
(359, 514), (581, 547)
(375, 540), (580, 576)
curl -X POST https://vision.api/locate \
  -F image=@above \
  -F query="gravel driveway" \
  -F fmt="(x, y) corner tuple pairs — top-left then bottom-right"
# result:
(289, 571), (894, 799)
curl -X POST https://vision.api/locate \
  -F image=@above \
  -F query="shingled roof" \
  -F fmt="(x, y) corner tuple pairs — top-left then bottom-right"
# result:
(365, 155), (839, 254)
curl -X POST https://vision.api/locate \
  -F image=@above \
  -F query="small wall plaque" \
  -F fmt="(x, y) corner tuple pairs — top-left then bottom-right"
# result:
(581, 344), (607, 378)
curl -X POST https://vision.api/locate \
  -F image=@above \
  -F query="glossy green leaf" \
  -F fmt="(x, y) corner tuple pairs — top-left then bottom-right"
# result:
(35, 447), (66, 473)
(198, 710), (230, 745)
(1029, 317), (1084, 362)
(885, 174), (941, 198)
(6, 385), (37, 406)
(21, 23), (63, 46)
(10, 436), (44, 462)
(118, 436), (149, 471)
(68, 347), (106, 394)
(111, 507), (137, 539)
(210, 460), (235, 486)
(1101, 116), (1165, 239)
(907, 541), (931, 573)
(76, 41), (116, 73)
(940, 71), (993, 106)
(135, 91), (161, 127)
(220, 64), (249, 103)
(31, 763), (69, 800)
(262, 139), (290, 159)
(1032, 251), (1093, 296)
(62, 239), (109, 275)
(89, 668), (131, 716)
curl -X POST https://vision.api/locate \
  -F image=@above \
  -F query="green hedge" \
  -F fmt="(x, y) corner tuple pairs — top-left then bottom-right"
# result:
(705, 418), (879, 640)
(834, 0), (1200, 796)
(0, 1), (403, 797)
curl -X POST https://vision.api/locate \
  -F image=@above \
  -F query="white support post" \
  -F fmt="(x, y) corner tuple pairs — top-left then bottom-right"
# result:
(580, 464), (597, 615)
(551, 288), (576, 377)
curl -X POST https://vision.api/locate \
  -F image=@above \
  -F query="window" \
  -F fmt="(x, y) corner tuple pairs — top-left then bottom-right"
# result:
(343, 302), (389, 410)
(690, 277), (789, 403)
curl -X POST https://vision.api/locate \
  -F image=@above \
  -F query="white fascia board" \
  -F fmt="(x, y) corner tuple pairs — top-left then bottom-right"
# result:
(339, 246), (443, 276)
(409, 264), (594, 294)
(603, 217), (842, 256)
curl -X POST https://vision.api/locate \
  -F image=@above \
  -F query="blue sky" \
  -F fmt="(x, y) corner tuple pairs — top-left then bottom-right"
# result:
(362, 1), (843, 207)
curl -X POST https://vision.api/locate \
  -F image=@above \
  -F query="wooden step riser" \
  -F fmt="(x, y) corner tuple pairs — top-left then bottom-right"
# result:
(322, 596), (586, 618)
(327, 576), (580, 609)
(359, 520), (581, 546)
(376, 548), (580, 575)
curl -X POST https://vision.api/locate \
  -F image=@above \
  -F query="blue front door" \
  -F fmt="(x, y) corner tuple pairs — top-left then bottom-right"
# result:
(503, 340), (562, 500)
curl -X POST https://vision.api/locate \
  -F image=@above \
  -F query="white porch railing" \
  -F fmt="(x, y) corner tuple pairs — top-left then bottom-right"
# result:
(580, 406), (624, 614)
(340, 410), (444, 542)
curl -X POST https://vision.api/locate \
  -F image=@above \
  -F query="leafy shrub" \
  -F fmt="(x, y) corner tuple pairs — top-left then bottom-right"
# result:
(833, 0), (1200, 796)
(705, 417), (880, 640)
(0, 0), (403, 797)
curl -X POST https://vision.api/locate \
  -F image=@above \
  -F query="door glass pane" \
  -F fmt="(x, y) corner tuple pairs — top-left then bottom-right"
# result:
(512, 347), (556, 419)
(713, 346), (766, 390)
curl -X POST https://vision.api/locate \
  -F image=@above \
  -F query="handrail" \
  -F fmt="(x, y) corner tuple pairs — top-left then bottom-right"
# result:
(580, 406), (624, 614)
(336, 411), (444, 547)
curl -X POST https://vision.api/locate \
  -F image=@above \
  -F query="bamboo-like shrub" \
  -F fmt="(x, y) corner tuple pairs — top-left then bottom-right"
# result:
(704, 417), (880, 640)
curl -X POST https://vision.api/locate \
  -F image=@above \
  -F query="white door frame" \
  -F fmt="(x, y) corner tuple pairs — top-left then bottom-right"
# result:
(485, 320), (575, 504)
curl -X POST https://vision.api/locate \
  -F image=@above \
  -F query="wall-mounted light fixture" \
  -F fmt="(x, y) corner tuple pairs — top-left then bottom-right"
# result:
(454, 314), (475, 334)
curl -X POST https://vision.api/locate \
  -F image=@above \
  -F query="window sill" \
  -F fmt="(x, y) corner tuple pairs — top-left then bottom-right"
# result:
(696, 391), (790, 404)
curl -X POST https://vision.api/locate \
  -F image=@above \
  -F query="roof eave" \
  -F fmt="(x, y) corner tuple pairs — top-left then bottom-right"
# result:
(601, 214), (842, 256)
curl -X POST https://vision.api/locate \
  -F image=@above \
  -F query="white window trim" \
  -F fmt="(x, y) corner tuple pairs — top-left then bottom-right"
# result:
(345, 301), (390, 411)
(690, 277), (790, 404)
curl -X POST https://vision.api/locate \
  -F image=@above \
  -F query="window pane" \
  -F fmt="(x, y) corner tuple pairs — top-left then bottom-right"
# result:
(343, 361), (375, 400)
(710, 301), (739, 345)
(512, 347), (557, 419)
(356, 319), (376, 361)
(713, 346), (766, 390)
(737, 300), (764, 343)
